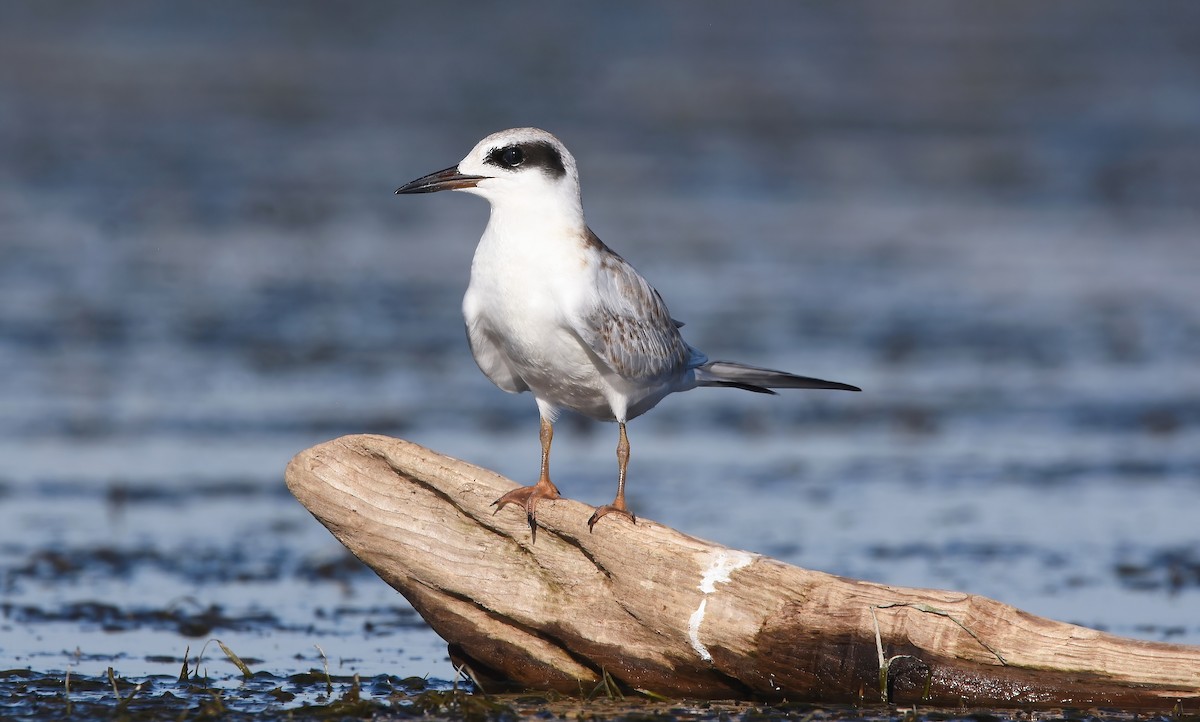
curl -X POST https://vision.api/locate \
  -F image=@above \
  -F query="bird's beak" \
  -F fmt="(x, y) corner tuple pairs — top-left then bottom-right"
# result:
(395, 166), (487, 194)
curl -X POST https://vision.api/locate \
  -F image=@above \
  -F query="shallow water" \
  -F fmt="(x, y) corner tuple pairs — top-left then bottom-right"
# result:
(2, 2), (1199, 716)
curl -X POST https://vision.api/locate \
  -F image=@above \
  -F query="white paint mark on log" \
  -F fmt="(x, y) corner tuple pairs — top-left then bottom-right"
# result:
(688, 599), (711, 661)
(689, 550), (755, 662)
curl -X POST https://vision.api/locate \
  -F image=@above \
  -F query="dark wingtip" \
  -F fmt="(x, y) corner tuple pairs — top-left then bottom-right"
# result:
(785, 378), (861, 392)
(816, 378), (864, 390)
(804, 379), (861, 392)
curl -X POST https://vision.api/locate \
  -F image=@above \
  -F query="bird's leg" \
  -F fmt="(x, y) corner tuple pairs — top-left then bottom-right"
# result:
(587, 422), (637, 531)
(492, 416), (561, 539)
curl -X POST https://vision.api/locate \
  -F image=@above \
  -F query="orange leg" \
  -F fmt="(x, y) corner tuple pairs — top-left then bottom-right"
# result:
(587, 422), (637, 531)
(492, 416), (561, 540)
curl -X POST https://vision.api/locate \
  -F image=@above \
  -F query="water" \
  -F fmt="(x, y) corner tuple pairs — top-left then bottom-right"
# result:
(2, 1), (1199, 715)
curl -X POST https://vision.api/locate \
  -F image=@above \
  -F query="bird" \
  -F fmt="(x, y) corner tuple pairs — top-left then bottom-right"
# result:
(396, 127), (859, 538)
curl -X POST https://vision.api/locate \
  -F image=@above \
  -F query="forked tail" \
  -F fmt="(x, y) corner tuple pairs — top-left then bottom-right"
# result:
(694, 360), (861, 395)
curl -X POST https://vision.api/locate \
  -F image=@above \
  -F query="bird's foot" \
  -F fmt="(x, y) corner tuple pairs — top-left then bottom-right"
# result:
(587, 501), (636, 532)
(492, 478), (561, 541)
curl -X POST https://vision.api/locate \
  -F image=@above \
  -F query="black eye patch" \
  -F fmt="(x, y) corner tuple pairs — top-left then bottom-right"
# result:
(484, 141), (566, 178)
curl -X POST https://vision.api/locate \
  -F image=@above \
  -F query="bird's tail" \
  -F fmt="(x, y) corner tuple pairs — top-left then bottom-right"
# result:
(694, 360), (861, 395)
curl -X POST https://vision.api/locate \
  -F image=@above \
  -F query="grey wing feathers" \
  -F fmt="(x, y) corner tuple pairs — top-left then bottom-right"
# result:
(695, 361), (861, 393)
(572, 231), (694, 382)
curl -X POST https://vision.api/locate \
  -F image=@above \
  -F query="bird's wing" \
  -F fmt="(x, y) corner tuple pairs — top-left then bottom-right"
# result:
(570, 229), (698, 383)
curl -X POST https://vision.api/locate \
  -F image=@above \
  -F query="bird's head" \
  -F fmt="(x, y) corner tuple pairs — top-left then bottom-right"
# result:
(396, 128), (582, 217)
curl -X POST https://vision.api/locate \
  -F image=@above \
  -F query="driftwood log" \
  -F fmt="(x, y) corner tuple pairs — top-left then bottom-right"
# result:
(286, 434), (1200, 709)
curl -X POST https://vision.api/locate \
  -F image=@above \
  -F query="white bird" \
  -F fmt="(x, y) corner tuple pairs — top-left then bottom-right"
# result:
(396, 127), (859, 538)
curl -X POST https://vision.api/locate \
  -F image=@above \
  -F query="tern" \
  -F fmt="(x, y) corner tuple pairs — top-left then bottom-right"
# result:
(396, 127), (859, 538)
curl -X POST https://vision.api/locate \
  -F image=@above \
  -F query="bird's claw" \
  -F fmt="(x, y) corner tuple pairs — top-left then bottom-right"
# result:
(587, 503), (636, 532)
(492, 481), (560, 542)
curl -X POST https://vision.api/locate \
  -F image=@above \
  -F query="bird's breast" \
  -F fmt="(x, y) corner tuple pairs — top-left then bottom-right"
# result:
(464, 231), (614, 416)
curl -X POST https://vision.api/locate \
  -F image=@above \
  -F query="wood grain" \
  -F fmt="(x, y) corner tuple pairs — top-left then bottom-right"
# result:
(286, 434), (1200, 707)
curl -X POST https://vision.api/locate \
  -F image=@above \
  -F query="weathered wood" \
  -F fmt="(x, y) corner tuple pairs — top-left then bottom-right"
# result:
(286, 434), (1200, 708)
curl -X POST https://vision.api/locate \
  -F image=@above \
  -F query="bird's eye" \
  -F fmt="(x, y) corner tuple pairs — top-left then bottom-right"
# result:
(502, 146), (524, 167)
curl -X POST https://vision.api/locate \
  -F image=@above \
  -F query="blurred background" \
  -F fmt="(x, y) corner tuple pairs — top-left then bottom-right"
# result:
(2, 1), (1199, 683)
